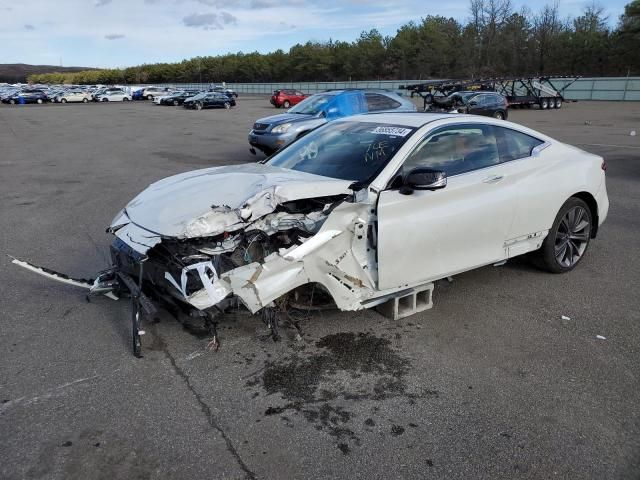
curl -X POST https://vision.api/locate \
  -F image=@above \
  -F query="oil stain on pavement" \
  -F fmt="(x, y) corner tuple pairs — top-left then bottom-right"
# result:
(250, 332), (438, 454)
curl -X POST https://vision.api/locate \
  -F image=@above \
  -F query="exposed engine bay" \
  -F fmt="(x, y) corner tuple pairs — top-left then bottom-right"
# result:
(11, 139), (435, 357)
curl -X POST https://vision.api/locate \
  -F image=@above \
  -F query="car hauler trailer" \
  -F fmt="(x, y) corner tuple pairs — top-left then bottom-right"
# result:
(401, 76), (580, 111)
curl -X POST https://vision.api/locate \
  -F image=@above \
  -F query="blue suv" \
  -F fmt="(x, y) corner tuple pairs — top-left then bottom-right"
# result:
(249, 89), (416, 155)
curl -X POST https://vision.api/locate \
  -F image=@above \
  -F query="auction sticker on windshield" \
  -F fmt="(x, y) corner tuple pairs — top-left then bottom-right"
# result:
(370, 126), (413, 137)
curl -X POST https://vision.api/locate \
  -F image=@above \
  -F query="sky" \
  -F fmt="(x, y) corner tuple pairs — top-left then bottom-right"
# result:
(0, 0), (630, 68)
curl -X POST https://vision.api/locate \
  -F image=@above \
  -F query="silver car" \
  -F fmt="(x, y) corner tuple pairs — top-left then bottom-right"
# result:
(249, 89), (417, 155)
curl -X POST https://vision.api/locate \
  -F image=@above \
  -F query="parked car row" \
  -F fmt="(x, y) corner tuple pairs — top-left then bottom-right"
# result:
(149, 88), (238, 109)
(0, 83), (239, 106)
(0, 84), (132, 104)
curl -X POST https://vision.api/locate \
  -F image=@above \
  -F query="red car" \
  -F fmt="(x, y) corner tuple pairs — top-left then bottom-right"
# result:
(270, 89), (308, 108)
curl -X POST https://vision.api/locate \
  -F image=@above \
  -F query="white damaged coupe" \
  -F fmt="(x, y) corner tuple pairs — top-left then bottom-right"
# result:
(13, 113), (609, 356)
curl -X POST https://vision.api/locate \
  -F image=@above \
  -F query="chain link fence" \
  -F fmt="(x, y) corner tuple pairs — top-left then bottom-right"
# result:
(144, 77), (640, 100)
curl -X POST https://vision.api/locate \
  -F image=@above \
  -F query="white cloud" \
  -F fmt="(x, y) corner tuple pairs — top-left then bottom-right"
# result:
(183, 11), (238, 29)
(0, 0), (629, 68)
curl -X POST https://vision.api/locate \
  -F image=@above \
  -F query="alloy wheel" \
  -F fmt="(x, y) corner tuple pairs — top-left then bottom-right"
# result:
(554, 206), (591, 268)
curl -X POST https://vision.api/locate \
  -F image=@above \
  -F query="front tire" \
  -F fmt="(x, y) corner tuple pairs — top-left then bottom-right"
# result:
(536, 197), (592, 273)
(283, 100), (290, 108)
(147, 94), (153, 100)
(173, 100), (179, 106)
(83, 98), (88, 103)
(492, 111), (504, 119)
(195, 102), (202, 111)
(540, 98), (549, 109)
(224, 101), (231, 109)
(36, 98), (43, 104)
(9, 99), (15, 105)
(61, 98), (67, 103)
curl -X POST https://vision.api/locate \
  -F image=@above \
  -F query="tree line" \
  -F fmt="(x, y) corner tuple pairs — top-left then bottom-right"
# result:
(28, 0), (640, 85)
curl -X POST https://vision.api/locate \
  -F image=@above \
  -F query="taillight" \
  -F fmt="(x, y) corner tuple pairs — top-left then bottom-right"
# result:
(601, 160), (607, 171)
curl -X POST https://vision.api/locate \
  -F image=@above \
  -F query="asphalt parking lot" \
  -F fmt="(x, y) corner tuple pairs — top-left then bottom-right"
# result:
(1, 98), (639, 480)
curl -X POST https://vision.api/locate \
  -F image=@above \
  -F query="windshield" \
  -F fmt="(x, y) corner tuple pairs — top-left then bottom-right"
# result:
(267, 121), (416, 183)
(287, 93), (336, 115)
(190, 92), (206, 100)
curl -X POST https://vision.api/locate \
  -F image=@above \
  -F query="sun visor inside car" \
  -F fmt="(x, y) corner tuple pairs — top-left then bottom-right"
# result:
(324, 92), (368, 120)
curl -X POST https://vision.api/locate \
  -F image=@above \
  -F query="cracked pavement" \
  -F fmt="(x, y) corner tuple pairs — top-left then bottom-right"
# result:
(1, 99), (639, 479)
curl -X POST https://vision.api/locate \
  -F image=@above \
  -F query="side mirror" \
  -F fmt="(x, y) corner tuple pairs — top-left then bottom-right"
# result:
(399, 168), (447, 195)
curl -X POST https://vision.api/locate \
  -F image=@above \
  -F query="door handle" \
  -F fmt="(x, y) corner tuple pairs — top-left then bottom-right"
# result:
(483, 175), (504, 184)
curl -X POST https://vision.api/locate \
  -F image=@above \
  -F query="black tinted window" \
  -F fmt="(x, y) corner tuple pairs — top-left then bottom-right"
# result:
(494, 127), (544, 162)
(404, 124), (500, 176)
(365, 93), (401, 112)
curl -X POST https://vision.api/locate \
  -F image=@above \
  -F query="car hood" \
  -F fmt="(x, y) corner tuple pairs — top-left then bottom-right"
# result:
(121, 163), (352, 239)
(255, 112), (314, 127)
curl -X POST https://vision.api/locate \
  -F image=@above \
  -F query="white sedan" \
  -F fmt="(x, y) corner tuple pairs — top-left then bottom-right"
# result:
(12, 113), (609, 355)
(96, 90), (131, 102)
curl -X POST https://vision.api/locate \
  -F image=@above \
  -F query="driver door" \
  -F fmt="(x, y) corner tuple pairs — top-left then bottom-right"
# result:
(376, 123), (517, 290)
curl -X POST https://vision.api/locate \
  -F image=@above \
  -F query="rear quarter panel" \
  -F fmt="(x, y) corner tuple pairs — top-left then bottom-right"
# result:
(509, 142), (604, 238)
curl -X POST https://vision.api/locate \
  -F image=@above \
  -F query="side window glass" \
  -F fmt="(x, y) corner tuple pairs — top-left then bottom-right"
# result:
(403, 125), (500, 177)
(365, 93), (401, 111)
(494, 126), (544, 162)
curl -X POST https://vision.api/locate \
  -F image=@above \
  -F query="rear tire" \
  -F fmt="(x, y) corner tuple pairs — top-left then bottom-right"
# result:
(535, 197), (592, 273)
(9, 99), (15, 105)
(173, 100), (179, 106)
(540, 98), (549, 109)
(61, 98), (67, 103)
(36, 98), (43, 104)
(196, 102), (202, 111)
(555, 98), (562, 109)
